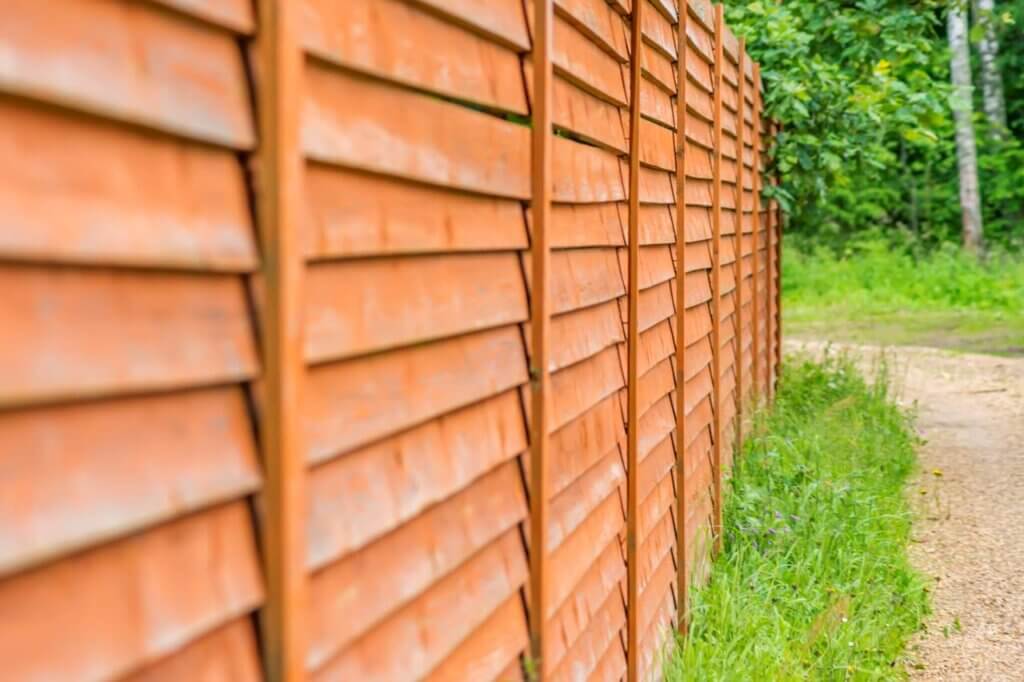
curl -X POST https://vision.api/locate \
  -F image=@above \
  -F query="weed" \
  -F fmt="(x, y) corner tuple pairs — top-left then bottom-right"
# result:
(666, 353), (930, 680)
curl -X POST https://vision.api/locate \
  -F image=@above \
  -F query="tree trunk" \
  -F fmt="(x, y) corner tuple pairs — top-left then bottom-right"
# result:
(973, 0), (1008, 139)
(948, 5), (984, 252)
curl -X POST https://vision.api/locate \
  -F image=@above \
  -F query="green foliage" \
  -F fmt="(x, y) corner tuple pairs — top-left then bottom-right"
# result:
(728, 1), (1024, 249)
(667, 355), (929, 680)
(727, 1), (950, 236)
(997, 0), (1024, 139)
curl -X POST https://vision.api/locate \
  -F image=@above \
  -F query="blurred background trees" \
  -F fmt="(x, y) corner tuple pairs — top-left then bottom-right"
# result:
(727, 0), (1023, 252)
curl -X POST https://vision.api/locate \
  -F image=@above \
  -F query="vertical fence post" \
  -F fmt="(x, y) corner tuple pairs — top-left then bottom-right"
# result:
(710, 3), (725, 556)
(675, 0), (690, 636)
(257, 1), (306, 679)
(765, 122), (780, 399)
(528, 0), (553, 677)
(733, 41), (746, 449)
(626, 0), (644, 679)
(752, 64), (763, 400)
(773, 126), (784, 395)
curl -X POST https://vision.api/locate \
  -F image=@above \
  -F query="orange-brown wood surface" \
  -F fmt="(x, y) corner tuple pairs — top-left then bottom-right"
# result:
(0, 1), (777, 679)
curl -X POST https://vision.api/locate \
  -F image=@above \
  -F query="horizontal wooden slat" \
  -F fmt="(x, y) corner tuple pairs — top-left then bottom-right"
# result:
(642, 0), (677, 59)
(641, 43), (676, 94)
(301, 0), (527, 115)
(425, 593), (528, 682)
(0, 502), (262, 681)
(306, 389), (526, 568)
(631, 244), (676, 290)
(550, 346), (626, 431)
(589, 632), (628, 682)
(639, 473), (673, 542)
(640, 77), (676, 128)
(0, 387), (260, 576)
(410, 0), (531, 51)
(548, 492), (624, 618)
(149, 0), (254, 33)
(303, 63), (530, 198)
(556, 0), (629, 61)
(526, 299), (625, 372)
(638, 358), (675, 417)
(638, 394), (676, 461)
(549, 394), (626, 498)
(549, 449), (626, 552)
(553, 138), (627, 203)
(303, 326), (527, 462)
(312, 528), (527, 681)
(639, 506), (675, 585)
(123, 618), (262, 682)
(0, 0), (254, 148)
(0, 100), (257, 270)
(525, 247), (625, 316)
(631, 280), (677, 334)
(538, 13), (630, 105)
(0, 266), (258, 408)
(304, 253), (528, 363)
(526, 70), (628, 153)
(639, 117), (677, 171)
(527, 203), (625, 249)
(303, 165), (527, 259)
(637, 165), (676, 203)
(308, 459), (527, 669)
(546, 537), (626, 670)
(639, 205), (676, 245)
(550, 585), (627, 682)
(637, 319), (675, 377)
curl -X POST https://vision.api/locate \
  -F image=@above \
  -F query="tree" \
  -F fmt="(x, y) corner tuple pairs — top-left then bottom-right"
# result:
(948, 3), (984, 251)
(973, 0), (1009, 138)
(725, 1), (949, 240)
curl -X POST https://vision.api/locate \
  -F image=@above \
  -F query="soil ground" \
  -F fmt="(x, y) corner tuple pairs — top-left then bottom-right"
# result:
(787, 341), (1024, 681)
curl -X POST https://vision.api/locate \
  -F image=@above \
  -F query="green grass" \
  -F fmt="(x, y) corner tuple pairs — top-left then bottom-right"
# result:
(667, 354), (929, 681)
(784, 238), (1024, 355)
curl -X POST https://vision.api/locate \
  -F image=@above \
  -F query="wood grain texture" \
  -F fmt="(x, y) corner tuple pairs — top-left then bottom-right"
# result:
(301, 0), (528, 114)
(626, 1), (644, 678)
(257, 1), (308, 678)
(0, 502), (263, 681)
(0, 0), (254, 148)
(0, 267), (257, 408)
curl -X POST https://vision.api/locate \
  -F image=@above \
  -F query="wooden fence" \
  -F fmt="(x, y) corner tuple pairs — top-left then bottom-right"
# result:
(0, 1), (781, 680)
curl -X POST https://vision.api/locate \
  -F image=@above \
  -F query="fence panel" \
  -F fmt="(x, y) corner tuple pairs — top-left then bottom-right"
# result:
(0, 1), (264, 679)
(533, 2), (632, 680)
(0, 1), (781, 680)
(297, 2), (533, 679)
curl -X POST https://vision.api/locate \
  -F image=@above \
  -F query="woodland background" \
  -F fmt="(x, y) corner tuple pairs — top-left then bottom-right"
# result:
(730, 0), (1023, 251)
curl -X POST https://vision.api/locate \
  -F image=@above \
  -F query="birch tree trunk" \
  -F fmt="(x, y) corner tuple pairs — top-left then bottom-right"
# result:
(948, 5), (984, 252)
(973, 0), (1008, 139)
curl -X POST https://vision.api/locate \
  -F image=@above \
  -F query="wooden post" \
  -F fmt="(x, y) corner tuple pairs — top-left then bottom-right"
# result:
(528, 0), (553, 676)
(256, 1), (307, 679)
(710, 3), (725, 556)
(751, 64), (762, 399)
(773, 125), (784, 396)
(765, 122), (778, 399)
(674, 0), (690, 636)
(733, 41), (746, 450)
(626, 0), (643, 678)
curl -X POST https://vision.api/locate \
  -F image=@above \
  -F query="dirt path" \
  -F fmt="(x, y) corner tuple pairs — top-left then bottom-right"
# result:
(788, 342), (1024, 680)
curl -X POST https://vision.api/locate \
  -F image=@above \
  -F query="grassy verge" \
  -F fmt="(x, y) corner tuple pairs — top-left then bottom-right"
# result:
(784, 239), (1024, 356)
(667, 354), (929, 680)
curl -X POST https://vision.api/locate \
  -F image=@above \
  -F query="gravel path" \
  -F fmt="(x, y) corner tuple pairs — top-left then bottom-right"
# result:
(788, 342), (1024, 680)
